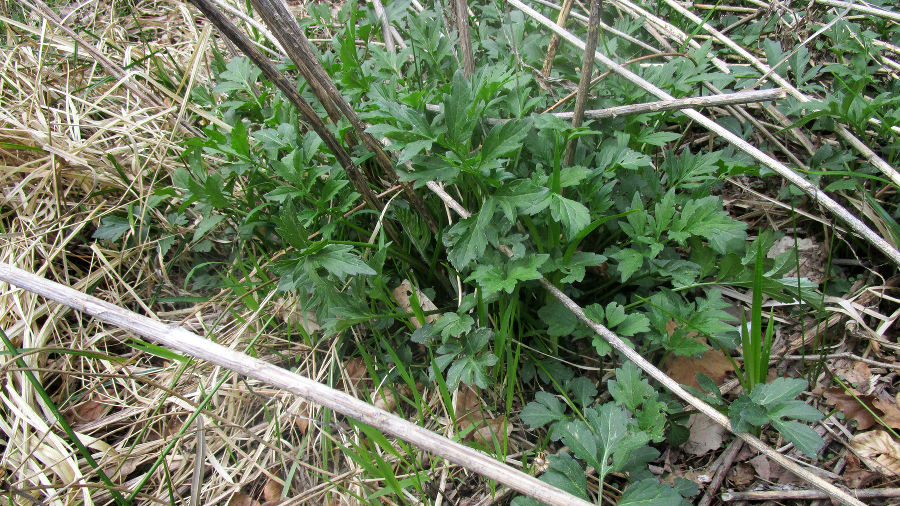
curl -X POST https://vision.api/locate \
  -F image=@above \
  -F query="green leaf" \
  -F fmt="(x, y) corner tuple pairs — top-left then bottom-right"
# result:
(767, 400), (823, 422)
(192, 214), (226, 243)
(567, 377), (598, 408)
(609, 248), (644, 282)
(728, 395), (769, 433)
(609, 362), (654, 412)
(538, 299), (577, 337)
(495, 180), (550, 220)
(772, 419), (825, 458)
(444, 200), (497, 269)
(521, 392), (567, 428)
(558, 252), (607, 283)
(619, 479), (683, 506)
(93, 215), (131, 241)
(635, 131), (682, 146)
(231, 119), (250, 158)
(434, 313), (475, 339)
(540, 453), (589, 500)
(549, 193), (590, 241)
(309, 244), (376, 279)
(558, 420), (602, 471)
(588, 403), (632, 480)
(669, 196), (746, 253)
(749, 377), (808, 407)
(480, 119), (529, 163)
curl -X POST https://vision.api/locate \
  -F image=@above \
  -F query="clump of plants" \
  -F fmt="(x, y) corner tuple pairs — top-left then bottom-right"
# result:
(94, 0), (900, 502)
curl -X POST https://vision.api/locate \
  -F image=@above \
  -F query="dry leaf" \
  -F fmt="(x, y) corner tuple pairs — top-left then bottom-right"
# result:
(851, 430), (900, 476)
(823, 388), (900, 430)
(842, 455), (880, 488)
(70, 399), (105, 424)
(832, 359), (872, 388)
(275, 295), (320, 334)
(747, 454), (772, 482)
(344, 358), (368, 392)
(664, 349), (734, 390)
(767, 236), (825, 284)
(393, 279), (438, 329)
(228, 492), (261, 506)
(456, 387), (511, 446)
(728, 463), (755, 487)
(263, 473), (283, 504)
(682, 414), (725, 456)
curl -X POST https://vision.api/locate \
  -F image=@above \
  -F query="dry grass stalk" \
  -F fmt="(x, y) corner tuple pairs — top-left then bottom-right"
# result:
(562, 0), (600, 167)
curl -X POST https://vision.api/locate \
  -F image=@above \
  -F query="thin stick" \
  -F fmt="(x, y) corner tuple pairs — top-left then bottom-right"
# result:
(556, 88), (785, 120)
(0, 264), (593, 506)
(425, 88), (787, 122)
(425, 168), (865, 506)
(722, 488), (900, 501)
(371, 0), (396, 53)
(815, 0), (900, 22)
(454, 0), (475, 77)
(562, 0), (600, 166)
(509, 0), (900, 269)
(697, 439), (742, 506)
(541, 0), (575, 77)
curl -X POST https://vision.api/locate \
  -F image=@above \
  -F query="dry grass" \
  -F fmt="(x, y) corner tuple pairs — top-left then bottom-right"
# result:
(0, 1), (367, 504)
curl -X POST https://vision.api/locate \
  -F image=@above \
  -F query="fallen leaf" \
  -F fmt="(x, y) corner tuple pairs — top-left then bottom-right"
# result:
(664, 349), (734, 390)
(456, 386), (511, 446)
(228, 492), (261, 506)
(823, 388), (900, 430)
(851, 430), (900, 476)
(275, 295), (320, 334)
(263, 472), (283, 504)
(682, 414), (725, 456)
(842, 455), (880, 488)
(70, 399), (106, 424)
(832, 359), (872, 388)
(728, 463), (755, 487)
(344, 358), (368, 392)
(747, 454), (772, 482)
(393, 279), (438, 329)
(767, 236), (825, 284)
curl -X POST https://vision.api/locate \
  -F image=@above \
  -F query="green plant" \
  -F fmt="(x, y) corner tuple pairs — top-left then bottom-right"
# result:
(728, 378), (825, 458)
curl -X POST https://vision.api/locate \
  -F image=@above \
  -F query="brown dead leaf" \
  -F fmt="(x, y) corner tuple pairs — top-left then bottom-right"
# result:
(823, 388), (900, 430)
(274, 295), (320, 334)
(344, 358), (368, 392)
(728, 463), (755, 487)
(393, 279), (438, 329)
(682, 414), (725, 456)
(262, 473), (283, 504)
(767, 236), (825, 284)
(456, 387), (511, 446)
(664, 349), (734, 390)
(70, 399), (106, 424)
(851, 430), (900, 476)
(747, 454), (772, 482)
(842, 455), (880, 488)
(833, 359), (872, 388)
(228, 492), (261, 506)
